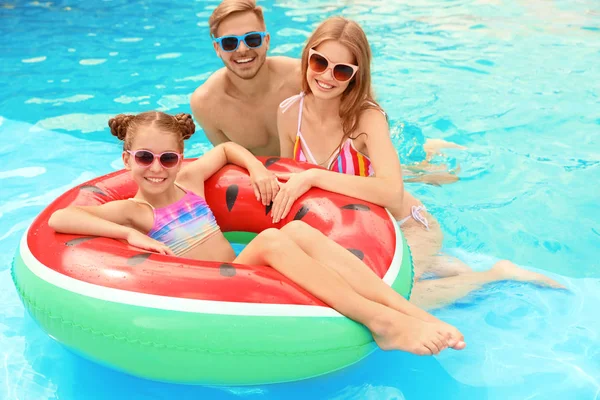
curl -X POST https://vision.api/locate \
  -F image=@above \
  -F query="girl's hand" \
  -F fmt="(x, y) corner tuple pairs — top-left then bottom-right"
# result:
(249, 165), (280, 206)
(126, 229), (175, 256)
(271, 171), (314, 223)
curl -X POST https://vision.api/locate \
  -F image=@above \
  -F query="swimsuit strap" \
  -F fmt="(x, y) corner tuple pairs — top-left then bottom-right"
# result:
(126, 183), (189, 211)
(279, 92), (305, 113)
(279, 92), (306, 133)
(127, 197), (155, 210)
(173, 181), (188, 193)
(365, 100), (388, 121)
(296, 92), (305, 134)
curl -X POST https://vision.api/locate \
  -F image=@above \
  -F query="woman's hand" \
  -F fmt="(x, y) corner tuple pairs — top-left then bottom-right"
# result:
(126, 229), (175, 256)
(249, 165), (280, 205)
(271, 171), (314, 223)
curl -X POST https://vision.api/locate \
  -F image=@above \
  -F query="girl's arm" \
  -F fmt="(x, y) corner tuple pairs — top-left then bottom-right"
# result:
(48, 201), (173, 255)
(178, 142), (279, 204)
(272, 110), (404, 222)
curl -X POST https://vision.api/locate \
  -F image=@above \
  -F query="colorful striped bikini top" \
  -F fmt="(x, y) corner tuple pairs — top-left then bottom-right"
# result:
(129, 183), (220, 257)
(280, 92), (375, 177)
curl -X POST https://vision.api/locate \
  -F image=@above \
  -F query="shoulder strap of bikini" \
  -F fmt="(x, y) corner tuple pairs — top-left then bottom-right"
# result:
(127, 197), (155, 210)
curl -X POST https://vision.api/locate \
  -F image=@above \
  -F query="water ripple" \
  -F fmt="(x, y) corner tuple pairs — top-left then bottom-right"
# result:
(0, 167), (46, 179)
(21, 56), (46, 63)
(25, 95), (94, 105)
(79, 59), (107, 66)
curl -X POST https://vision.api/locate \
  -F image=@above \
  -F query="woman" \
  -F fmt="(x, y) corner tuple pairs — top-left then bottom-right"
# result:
(275, 17), (562, 309)
(48, 110), (466, 355)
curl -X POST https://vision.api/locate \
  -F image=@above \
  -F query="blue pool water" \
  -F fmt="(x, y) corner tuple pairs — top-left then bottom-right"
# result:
(1, 0), (599, 398)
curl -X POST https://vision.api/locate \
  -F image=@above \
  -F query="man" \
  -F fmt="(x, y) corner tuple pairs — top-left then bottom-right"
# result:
(190, 0), (300, 156)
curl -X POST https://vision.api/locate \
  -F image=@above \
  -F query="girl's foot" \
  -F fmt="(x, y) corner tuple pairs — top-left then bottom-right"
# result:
(368, 311), (462, 355)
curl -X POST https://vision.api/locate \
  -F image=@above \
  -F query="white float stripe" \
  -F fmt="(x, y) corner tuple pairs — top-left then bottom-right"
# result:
(382, 209), (403, 285)
(19, 212), (402, 318)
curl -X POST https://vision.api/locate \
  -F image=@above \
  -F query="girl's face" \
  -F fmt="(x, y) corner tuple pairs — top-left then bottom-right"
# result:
(306, 40), (358, 100)
(122, 125), (182, 196)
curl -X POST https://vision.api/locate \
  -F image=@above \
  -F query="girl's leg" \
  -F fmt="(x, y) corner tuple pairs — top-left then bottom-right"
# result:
(279, 221), (465, 348)
(411, 259), (565, 310)
(235, 228), (450, 355)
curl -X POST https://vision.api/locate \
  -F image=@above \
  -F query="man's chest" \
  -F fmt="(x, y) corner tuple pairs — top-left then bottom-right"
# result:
(217, 100), (280, 148)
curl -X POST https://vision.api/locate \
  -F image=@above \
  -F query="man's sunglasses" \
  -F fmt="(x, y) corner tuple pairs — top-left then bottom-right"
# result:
(126, 150), (182, 169)
(213, 31), (268, 52)
(308, 49), (359, 82)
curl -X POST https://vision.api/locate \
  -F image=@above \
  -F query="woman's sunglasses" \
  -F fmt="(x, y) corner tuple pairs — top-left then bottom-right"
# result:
(308, 49), (359, 82)
(126, 150), (182, 169)
(213, 31), (268, 52)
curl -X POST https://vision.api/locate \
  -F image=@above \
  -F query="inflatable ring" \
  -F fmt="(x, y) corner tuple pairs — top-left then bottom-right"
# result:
(12, 157), (414, 385)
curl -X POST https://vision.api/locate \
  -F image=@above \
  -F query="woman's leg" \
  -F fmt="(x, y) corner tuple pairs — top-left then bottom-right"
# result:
(234, 228), (451, 355)
(422, 138), (466, 161)
(278, 221), (465, 349)
(401, 211), (471, 279)
(411, 259), (565, 310)
(400, 138), (466, 186)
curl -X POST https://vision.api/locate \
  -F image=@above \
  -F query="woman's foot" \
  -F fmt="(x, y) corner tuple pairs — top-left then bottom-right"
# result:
(368, 311), (463, 355)
(490, 260), (565, 289)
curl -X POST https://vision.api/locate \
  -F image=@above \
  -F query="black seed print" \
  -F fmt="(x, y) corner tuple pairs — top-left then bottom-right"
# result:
(341, 204), (371, 212)
(293, 205), (310, 221)
(347, 248), (365, 260)
(79, 185), (107, 196)
(264, 158), (280, 168)
(220, 263), (236, 277)
(127, 253), (152, 266)
(226, 185), (239, 212)
(265, 202), (273, 216)
(65, 237), (96, 247)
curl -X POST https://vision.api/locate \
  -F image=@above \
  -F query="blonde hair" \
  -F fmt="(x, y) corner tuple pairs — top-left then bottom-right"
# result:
(209, 0), (266, 37)
(108, 111), (195, 151)
(301, 17), (384, 142)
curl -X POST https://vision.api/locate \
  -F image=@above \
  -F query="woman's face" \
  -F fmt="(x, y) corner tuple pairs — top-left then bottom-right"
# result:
(122, 125), (183, 196)
(306, 40), (358, 100)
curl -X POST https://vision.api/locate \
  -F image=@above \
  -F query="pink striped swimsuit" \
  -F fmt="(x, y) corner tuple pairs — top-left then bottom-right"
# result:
(129, 183), (220, 256)
(280, 92), (375, 177)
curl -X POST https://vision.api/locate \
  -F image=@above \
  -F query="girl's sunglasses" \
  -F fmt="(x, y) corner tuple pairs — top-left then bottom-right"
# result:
(213, 31), (267, 52)
(126, 150), (182, 169)
(308, 49), (359, 82)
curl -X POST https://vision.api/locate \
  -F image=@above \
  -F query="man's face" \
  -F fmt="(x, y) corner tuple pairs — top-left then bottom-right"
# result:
(214, 11), (269, 80)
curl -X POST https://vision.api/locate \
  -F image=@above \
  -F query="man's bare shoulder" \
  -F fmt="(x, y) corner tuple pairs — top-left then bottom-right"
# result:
(190, 68), (228, 113)
(268, 56), (302, 89)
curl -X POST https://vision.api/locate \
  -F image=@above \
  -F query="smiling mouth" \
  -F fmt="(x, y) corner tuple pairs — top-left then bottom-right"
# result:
(145, 177), (166, 183)
(234, 57), (256, 65)
(316, 79), (334, 90)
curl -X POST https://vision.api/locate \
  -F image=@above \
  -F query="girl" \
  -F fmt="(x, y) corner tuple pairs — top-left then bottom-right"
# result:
(275, 17), (562, 309)
(49, 110), (467, 355)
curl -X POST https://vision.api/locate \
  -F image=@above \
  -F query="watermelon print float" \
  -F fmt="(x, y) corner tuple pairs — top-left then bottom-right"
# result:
(11, 157), (414, 385)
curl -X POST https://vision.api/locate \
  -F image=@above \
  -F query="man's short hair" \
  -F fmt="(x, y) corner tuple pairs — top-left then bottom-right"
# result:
(209, 0), (266, 37)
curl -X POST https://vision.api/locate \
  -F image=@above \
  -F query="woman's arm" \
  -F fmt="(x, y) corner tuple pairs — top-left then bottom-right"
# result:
(271, 110), (404, 222)
(48, 201), (173, 255)
(178, 142), (279, 204)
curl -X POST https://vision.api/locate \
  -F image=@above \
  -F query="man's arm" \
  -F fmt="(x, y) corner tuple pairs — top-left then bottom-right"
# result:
(190, 87), (230, 146)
